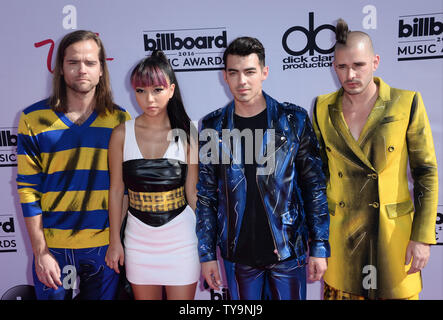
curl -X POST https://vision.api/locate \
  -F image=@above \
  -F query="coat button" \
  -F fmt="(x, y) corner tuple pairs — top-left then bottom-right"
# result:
(339, 201), (345, 208)
(338, 172), (343, 178)
(369, 202), (380, 208)
(388, 146), (395, 152)
(326, 146), (331, 152)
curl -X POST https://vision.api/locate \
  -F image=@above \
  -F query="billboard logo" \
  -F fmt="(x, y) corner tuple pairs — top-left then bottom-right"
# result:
(1, 285), (36, 300)
(143, 28), (227, 72)
(281, 12), (335, 71)
(210, 288), (231, 300)
(397, 13), (443, 61)
(144, 32), (227, 51)
(0, 128), (17, 167)
(0, 217), (14, 233)
(0, 129), (17, 147)
(399, 17), (442, 38)
(0, 216), (17, 253)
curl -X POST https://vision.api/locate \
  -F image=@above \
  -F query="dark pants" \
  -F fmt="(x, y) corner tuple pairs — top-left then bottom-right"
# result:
(32, 245), (119, 300)
(223, 256), (306, 300)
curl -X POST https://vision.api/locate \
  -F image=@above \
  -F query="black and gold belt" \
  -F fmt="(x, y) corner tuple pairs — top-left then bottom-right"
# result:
(128, 186), (187, 227)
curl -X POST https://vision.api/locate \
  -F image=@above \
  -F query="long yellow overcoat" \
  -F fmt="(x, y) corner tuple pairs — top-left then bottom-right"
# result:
(313, 77), (438, 299)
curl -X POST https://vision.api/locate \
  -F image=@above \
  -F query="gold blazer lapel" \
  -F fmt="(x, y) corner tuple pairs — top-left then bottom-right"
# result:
(328, 94), (375, 171)
(358, 97), (388, 172)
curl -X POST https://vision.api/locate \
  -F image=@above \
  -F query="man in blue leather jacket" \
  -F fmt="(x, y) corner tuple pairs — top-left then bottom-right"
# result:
(196, 37), (330, 300)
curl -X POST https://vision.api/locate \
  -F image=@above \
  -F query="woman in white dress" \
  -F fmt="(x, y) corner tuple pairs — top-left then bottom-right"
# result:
(105, 51), (200, 300)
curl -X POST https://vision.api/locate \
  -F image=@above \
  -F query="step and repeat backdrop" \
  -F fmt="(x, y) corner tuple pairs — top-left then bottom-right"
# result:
(0, 0), (442, 300)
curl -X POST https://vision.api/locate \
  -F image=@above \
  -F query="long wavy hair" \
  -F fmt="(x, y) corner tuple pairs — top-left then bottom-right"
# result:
(130, 51), (193, 142)
(49, 30), (116, 115)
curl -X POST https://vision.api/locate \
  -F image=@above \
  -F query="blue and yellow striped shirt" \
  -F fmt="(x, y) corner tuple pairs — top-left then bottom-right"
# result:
(17, 99), (130, 248)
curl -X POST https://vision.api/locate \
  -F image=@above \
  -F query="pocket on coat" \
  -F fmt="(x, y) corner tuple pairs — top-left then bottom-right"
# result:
(385, 199), (414, 219)
(379, 114), (406, 124)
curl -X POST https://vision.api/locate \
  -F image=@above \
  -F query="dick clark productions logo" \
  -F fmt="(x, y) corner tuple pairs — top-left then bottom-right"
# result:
(282, 12), (335, 71)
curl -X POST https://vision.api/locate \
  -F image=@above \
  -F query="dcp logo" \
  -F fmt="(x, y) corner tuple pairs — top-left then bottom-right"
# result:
(282, 12), (335, 56)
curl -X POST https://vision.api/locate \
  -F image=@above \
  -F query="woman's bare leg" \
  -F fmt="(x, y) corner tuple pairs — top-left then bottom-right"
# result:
(131, 284), (163, 300)
(165, 282), (197, 300)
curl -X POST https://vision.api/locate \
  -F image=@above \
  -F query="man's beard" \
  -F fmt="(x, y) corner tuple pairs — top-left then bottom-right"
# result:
(66, 80), (97, 95)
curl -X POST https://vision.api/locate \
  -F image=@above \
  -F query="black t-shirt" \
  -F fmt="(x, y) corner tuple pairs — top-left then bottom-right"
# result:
(231, 108), (278, 267)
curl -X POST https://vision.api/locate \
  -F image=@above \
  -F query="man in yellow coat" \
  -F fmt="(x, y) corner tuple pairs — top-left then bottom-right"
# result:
(312, 19), (438, 300)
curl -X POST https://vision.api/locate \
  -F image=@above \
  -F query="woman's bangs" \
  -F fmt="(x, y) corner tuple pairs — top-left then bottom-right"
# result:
(131, 65), (169, 89)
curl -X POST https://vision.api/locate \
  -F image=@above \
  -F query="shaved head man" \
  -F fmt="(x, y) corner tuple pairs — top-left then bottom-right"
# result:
(313, 19), (438, 300)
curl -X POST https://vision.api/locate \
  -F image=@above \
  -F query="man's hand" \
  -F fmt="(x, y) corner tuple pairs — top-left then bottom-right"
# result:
(201, 260), (222, 290)
(308, 257), (327, 281)
(405, 240), (430, 274)
(34, 251), (62, 290)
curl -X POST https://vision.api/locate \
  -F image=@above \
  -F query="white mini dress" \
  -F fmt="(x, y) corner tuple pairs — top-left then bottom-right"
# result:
(122, 119), (200, 285)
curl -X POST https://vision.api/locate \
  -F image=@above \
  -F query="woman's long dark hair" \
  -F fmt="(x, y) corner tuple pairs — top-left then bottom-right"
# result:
(130, 51), (193, 142)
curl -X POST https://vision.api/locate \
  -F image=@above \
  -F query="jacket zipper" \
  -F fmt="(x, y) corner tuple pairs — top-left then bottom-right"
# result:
(224, 165), (232, 259)
(255, 133), (287, 261)
(256, 174), (280, 260)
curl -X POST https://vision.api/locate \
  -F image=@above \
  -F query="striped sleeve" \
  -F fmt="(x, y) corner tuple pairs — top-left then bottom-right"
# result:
(17, 111), (43, 217)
